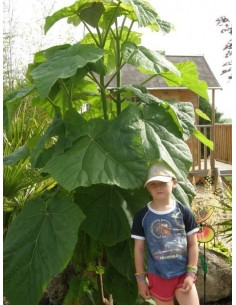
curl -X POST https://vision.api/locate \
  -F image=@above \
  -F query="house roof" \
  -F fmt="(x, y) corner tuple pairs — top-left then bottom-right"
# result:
(107, 55), (221, 90)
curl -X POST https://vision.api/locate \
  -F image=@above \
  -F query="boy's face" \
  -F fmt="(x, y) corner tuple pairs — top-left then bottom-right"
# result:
(146, 179), (177, 200)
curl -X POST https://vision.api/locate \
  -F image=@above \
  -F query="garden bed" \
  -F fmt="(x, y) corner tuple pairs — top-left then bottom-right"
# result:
(192, 181), (232, 253)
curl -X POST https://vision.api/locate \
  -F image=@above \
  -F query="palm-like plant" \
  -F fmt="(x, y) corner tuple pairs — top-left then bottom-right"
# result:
(215, 184), (232, 243)
(3, 100), (56, 238)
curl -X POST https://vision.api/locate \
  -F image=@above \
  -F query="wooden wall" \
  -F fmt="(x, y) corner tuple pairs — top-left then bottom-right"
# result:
(150, 89), (199, 114)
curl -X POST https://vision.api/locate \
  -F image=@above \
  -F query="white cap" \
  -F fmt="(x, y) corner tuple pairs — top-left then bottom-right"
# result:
(144, 164), (176, 187)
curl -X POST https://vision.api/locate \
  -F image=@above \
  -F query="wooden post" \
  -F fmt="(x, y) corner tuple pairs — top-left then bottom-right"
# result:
(210, 90), (215, 172)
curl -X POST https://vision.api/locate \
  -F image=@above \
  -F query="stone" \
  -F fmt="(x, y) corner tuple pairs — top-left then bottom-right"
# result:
(196, 248), (232, 303)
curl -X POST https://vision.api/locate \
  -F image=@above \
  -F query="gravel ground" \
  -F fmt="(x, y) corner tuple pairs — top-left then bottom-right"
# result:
(192, 182), (232, 251)
(192, 182), (232, 305)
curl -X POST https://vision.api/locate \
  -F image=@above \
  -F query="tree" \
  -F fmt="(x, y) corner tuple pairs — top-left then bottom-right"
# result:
(3, 0), (59, 94)
(3, 0), (20, 92)
(3, 1), (211, 305)
(216, 16), (232, 81)
(199, 97), (228, 125)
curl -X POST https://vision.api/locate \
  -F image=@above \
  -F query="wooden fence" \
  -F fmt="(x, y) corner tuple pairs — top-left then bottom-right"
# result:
(187, 124), (232, 177)
(214, 124), (232, 164)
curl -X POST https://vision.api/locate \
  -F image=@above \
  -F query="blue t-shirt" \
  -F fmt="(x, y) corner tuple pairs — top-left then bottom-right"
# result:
(131, 201), (199, 279)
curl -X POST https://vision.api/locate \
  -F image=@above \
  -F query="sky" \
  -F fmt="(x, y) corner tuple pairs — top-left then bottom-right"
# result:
(6, 0), (234, 119)
(142, 0), (233, 119)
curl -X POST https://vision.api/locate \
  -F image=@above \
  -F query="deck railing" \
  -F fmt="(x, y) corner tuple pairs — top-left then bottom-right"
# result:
(187, 124), (232, 177)
(215, 124), (232, 164)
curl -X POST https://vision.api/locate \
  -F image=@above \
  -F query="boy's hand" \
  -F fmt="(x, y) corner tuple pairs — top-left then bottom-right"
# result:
(137, 281), (151, 300)
(179, 275), (195, 293)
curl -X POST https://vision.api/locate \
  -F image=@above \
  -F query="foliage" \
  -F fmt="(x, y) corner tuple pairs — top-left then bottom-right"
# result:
(4, 191), (85, 305)
(3, 100), (56, 238)
(3, 1), (211, 305)
(193, 177), (232, 262)
(198, 96), (228, 125)
(214, 184), (232, 243)
(206, 240), (232, 265)
(3, 0), (20, 92)
(3, 0), (61, 93)
(216, 16), (232, 81)
(197, 97), (230, 157)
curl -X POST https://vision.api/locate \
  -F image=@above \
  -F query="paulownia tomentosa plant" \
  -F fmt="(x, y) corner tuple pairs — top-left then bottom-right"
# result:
(3, 1), (212, 304)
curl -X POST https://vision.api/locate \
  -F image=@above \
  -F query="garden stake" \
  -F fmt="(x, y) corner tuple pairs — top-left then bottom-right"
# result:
(195, 208), (215, 305)
(203, 242), (206, 305)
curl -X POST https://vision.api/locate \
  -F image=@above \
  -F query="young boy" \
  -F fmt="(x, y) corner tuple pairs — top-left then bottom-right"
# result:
(131, 163), (200, 305)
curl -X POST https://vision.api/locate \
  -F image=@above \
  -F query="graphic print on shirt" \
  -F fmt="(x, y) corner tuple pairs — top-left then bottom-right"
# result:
(148, 207), (187, 261)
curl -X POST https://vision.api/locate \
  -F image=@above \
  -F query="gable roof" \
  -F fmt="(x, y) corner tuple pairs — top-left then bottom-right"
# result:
(108, 55), (221, 90)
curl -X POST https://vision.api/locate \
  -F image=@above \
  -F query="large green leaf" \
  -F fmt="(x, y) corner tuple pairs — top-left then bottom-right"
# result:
(138, 102), (195, 202)
(161, 61), (209, 100)
(3, 191), (85, 305)
(75, 185), (132, 246)
(193, 129), (214, 150)
(106, 239), (135, 277)
(73, 231), (103, 266)
(154, 18), (173, 33)
(120, 0), (172, 32)
(125, 92), (193, 176)
(122, 42), (180, 76)
(80, 2), (105, 27)
(44, 0), (83, 34)
(118, 90), (196, 203)
(44, 0), (107, 33)
(173, 180), (196, 205)
(118, 187), (150, 214)
(41, 99), (195, 201)
(123, 86), (184, 133)
(42, 108), (147, 191)
(104, 263), (137, 305)
(31, 68), (89, 117)
(121, 0), (158, 27)
(167, 101), (213, 150)
(30, 43), (105, 99)
(98, 4), (129, 31)
(172, 100), (196, 140)
(195, 108), (211, 121)
(30, 112), (65, 168)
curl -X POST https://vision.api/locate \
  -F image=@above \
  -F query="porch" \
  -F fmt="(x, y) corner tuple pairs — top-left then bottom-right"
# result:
(188, 123), (232, 187)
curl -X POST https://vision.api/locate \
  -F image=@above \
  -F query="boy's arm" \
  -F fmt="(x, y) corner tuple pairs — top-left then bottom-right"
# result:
(187, 232), (199, 267)
(134, 239), (146, 273)
(180, 232), (199, 293)
(134, 239), (151, 300)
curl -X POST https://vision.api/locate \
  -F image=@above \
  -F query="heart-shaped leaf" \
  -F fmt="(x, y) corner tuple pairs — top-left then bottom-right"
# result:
(75, 185), (132, 246)
(4, 191), (85, 305)
(30, 43), (105, 99)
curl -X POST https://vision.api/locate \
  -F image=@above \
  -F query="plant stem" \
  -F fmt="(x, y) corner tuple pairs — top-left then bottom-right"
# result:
(82, 20), (100, 47)
(115, 20), (121, 115)
(100, 2), (121, 48)
(100, 75), (108, 120)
